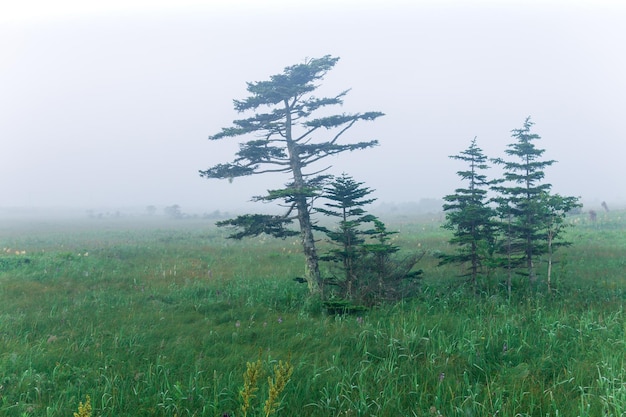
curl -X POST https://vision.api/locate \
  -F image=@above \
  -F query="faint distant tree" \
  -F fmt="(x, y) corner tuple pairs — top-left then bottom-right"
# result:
(589, 210), (597, 222)
(203, 210), (225, 219)
(199, 56), (383, 293)
(164, 204), (183, 219)
(492, 117), (579, 291)
(146, 205), (157, 216)
(440, 137), (497, 293)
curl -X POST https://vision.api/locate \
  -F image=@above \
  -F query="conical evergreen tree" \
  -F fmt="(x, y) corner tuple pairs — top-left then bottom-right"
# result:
(313, 173), (377, 298)
(314, 174), (423, 306)
(361, 219), (423, 303)
(441, 137), (497, 292)
(491, 117), (558, 287)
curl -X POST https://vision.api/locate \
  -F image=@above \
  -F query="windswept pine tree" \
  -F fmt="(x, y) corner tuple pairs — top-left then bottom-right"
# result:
(441, 137), (496, 293)
(200, 56), (383, 293)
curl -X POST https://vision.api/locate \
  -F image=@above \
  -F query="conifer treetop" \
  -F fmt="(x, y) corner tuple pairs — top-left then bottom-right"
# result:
(201, 55), (384, 181)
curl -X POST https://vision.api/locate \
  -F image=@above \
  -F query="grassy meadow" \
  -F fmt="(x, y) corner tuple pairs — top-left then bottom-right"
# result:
(0, 210), (624, 417)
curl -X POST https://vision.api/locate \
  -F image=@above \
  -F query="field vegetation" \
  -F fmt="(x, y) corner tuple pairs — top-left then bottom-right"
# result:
(0, 210), (624, 416)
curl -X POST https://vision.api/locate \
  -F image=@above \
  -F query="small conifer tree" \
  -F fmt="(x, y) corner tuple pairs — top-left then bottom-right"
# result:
(441, 137), (496, 293)
(313, 173), (377, 299)
(538, 192), (581, 292)
(492, 117), (579, 292)
(314, 173), (422, 307)
(361, 219), (423, 303)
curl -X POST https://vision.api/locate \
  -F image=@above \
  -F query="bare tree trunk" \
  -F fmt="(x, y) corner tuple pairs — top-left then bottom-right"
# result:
(471, 240), (478, 294)
(547, 230), (553, 293)
(528, 255), (535, 283)
(506, 214), (512, 299)
(298, 204), (321, 293)
(527, 215), (536, 285)
(284, 99), (322, 294)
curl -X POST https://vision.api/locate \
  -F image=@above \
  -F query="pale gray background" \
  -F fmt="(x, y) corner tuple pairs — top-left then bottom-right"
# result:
(1, 0), (624, 215)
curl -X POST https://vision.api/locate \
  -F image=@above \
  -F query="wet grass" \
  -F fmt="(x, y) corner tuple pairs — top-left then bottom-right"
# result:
(0, 212), (624, 416)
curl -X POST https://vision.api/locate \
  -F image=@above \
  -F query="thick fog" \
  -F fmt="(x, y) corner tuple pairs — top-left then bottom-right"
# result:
(1, 0), (625, 216)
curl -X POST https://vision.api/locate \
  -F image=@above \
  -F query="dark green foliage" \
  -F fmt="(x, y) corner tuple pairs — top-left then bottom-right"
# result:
(492, 117), (556, 282)
(491, 117), (580, 291)
(314, 174), (377, 298)
(362, 219), (400, 266)
(440, 120), (582, 296)
(360, 219), (423, 304)
(314, 174), (422, 307)
(441, 137), (497, 292)
(539, 193), (581, 250)
(252, 175), (330, 204)
(216, 214), (299, 240)
(200, 56), (383, 179)
(321, 299), (369, 315)
(200, 55), (383, 292)
(0, 256), (32, 271)
(538, 192), (582, 291)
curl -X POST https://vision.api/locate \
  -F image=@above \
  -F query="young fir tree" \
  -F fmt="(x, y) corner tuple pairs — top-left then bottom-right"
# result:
(314, 173), (422, 306)
(441, 137), (496, 293)
(361, 219), (423, 304)
(313, 173), (377, 299)
(200, 56), (383, 293)
(538, 192), (581, 292)
(491, 117), (578, 290)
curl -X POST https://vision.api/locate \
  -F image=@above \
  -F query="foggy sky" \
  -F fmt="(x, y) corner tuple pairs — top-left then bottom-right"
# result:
(1, 0), (625, 214)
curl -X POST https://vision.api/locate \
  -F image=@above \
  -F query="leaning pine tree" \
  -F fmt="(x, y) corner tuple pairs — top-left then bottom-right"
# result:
(199, 56), (383, 293)
(441, 137), (496, 293)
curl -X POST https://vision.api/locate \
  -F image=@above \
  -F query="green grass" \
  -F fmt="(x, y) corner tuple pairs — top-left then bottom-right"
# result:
(0, 212), (624, 416)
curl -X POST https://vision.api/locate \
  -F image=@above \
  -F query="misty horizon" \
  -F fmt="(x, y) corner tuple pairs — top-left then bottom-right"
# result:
(2, 1), (625, 215)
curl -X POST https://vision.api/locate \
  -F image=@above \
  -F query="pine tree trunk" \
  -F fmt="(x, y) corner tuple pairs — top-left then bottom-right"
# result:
(284, 99), (322, 294)
(547, 230), (553, 293)
(526, 209), (536, 285)
(506, 215), (512, 299)
(528, 256), (535, 284)
(298, 205), (321, 293)
(471, 240), (478, 294)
